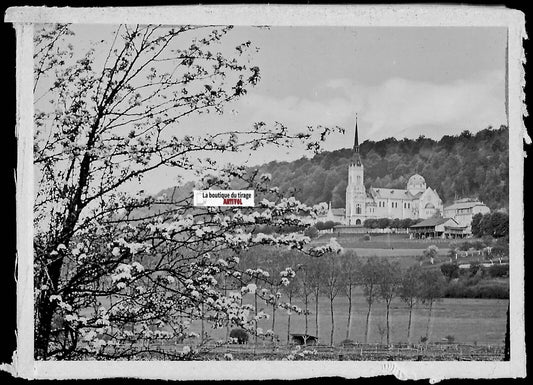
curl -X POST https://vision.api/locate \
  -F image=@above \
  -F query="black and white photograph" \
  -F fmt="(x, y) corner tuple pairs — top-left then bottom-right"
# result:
(5, 4), (527, 381)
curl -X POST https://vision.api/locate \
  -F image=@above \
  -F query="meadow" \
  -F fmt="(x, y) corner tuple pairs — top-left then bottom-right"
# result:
(88, 233), (509, 360)
(315, 232), (455, 250)
(187, 290), (508, 347)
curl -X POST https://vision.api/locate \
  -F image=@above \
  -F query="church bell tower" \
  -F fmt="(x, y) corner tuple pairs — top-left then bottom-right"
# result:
(345, 114), (366, 225)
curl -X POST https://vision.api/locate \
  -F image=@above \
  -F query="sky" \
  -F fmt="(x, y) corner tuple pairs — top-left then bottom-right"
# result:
(38, 25), (508, 193)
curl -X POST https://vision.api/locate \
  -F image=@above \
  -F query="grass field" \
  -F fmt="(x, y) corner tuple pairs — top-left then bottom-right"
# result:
(186, 290), (508, 348)
(314, 233), (455, 250)
(85, 235), (508, 360)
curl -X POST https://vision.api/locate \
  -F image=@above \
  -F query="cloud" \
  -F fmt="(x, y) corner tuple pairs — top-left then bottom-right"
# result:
(238, 70), (506, 145)
(239, 94), (354, 129)
(326, 70), (507, 140)
(135, 71), (506, 193)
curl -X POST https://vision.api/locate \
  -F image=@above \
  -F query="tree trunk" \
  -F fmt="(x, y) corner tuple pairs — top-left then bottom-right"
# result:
(35, 246), (68, 359)
(330, 297), (335, 346)
(407, 305), (413, 345)
(224, 276), (229, 344)
(425, 301), (433, 341)
(364, 302), (372, 344)
(314, 291), (320, 337)
(287, 292), (293, 344)
(385, 302), (391, 345)
(304, 296), (309, 335)
(35, 294), (57, 359)
(35, 119), (103, 359)
(253, 280), (258, 355)
(271, 302), (276, 342)
(346, 287), (353, 340)
(201, 302), (205, 344)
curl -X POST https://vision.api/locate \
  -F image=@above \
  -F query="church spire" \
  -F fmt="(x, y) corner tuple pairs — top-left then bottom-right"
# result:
(353, 114), (362, 166)
(353, 113), (359, 152)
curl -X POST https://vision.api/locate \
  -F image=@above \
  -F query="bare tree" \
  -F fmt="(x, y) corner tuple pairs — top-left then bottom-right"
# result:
(309, 257), (325, 338)
(281, 270), (299, 344)
(339, 251), (361, 341)
(377, 259), (401, 345)
(297, 259), (313, 336)
(399, 264), (423, 345)
(419, 269), (446, 342)
(322, 252), (342, 346)
(360, 258), (382, 344)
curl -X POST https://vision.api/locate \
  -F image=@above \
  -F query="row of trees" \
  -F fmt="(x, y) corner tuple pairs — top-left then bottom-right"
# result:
(363, 217), (423, 229)
(236, 248), (446, 347)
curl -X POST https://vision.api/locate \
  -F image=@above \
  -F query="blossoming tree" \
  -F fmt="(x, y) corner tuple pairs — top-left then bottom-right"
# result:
(33, 24), (342, 360)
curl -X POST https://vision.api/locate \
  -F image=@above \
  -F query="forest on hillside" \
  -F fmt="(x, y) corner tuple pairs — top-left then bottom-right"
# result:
(256, 126), (509, 210)
(156, 126), (509, 211)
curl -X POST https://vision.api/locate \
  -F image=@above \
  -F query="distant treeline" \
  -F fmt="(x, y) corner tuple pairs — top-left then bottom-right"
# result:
(257, 126), (509, 210)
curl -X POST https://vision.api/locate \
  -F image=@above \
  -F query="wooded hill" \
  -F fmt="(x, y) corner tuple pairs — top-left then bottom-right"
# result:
(156, 126), (509, 211)
(256, 126), (509, 210)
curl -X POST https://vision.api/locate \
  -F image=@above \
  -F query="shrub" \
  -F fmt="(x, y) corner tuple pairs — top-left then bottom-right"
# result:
(362, 234), (371, 241)
(444, 335), (455, 343)
(440, 263), (460, 281)
(304, 226), (319, 238)
(474, 283), (509, 299)
(471, 240), (486, 250)
(468, 261), (482, 277)
(443, 281), (509, 299)
(486, 264), (509, 278)
(444, 281), (475, 298)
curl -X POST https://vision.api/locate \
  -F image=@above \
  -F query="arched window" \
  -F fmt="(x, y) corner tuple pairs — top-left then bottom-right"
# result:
(356, 219), (362, 225)
(356, 204), (361, 214)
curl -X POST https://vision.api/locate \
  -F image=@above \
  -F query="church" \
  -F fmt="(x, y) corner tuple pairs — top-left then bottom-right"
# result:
(322, 116), (444, 226)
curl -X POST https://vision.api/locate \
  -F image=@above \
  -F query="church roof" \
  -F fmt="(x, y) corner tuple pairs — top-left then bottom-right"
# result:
(370, 187), (417, 200)
(408, 174), (426, 184)
(444, 200), (488, 211)
(330, 208), (346, 216)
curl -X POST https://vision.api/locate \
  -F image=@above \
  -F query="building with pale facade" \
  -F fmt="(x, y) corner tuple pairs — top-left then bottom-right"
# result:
(337, 116), (444, 226)
(443, 198), (490, 231)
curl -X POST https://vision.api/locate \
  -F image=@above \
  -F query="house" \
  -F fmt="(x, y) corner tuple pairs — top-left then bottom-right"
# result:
(443, 198), (490, 231)
(408, 217), (468, 239)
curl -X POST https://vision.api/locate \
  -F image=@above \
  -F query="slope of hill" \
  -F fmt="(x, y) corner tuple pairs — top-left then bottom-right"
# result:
(155, 126), (509, 211)
(257, 126), (509, 210)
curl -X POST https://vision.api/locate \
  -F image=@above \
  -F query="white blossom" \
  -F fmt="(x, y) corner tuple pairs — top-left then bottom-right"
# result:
(246, 283), (257, 294)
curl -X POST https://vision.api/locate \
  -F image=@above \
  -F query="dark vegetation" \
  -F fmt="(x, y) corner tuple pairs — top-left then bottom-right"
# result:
(471, 212), (510, 238)
(257, 126), (509, 210)
(440, 263), (509, 299)
(155, 126), (509, 214)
